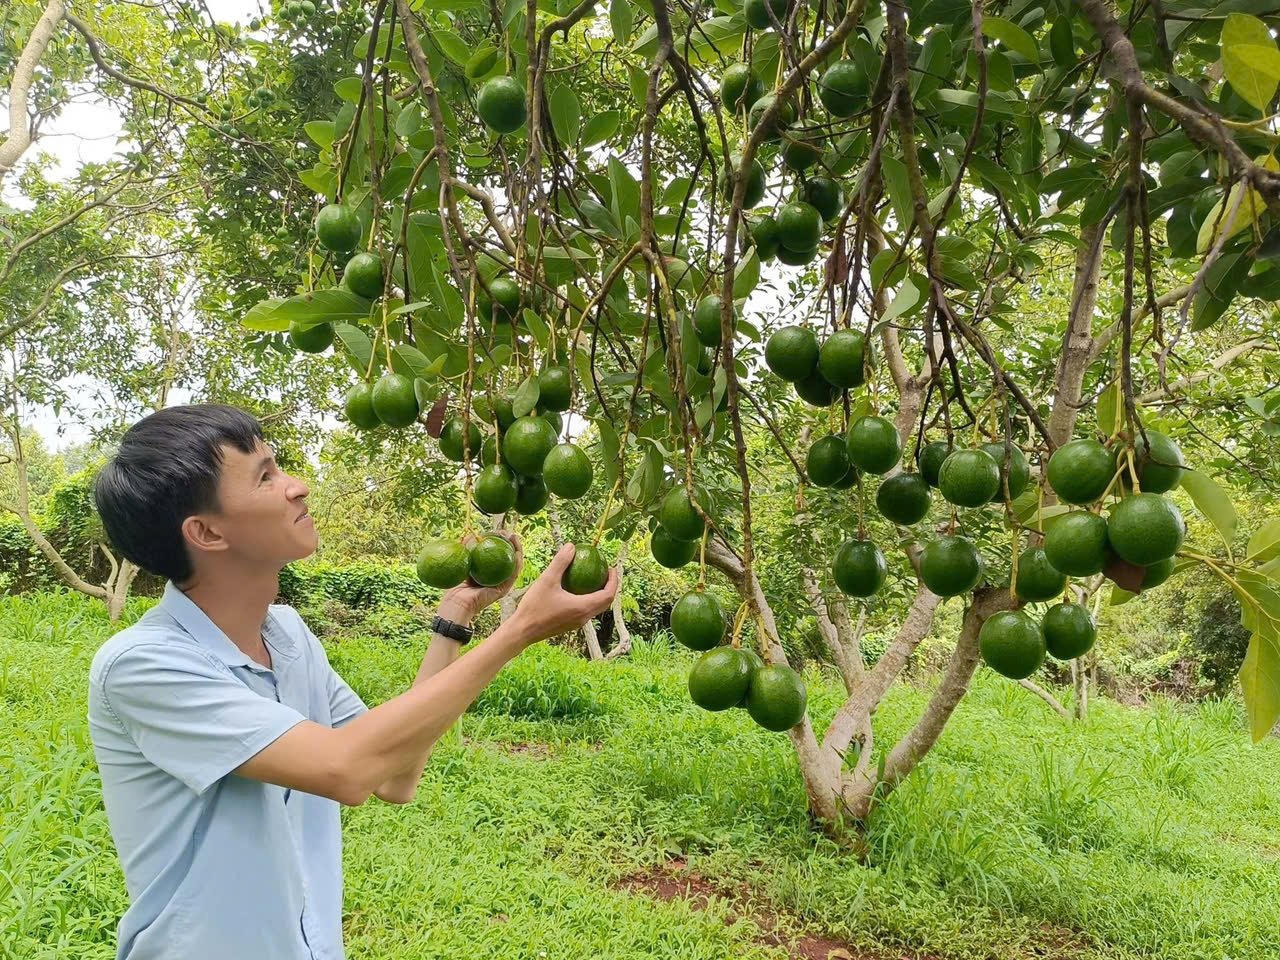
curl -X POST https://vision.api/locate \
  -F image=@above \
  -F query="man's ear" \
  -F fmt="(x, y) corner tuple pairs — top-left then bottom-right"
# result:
(181, 514), (230, 556)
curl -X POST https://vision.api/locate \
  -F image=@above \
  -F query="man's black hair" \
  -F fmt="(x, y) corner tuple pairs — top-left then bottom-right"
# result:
(94, 404), (264, 584)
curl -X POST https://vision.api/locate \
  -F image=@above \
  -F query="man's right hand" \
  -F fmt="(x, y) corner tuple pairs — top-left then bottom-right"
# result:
(511, 543), (619, 646)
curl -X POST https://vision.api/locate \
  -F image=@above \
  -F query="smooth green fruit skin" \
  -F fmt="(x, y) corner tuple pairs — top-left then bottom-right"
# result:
(563, 545), (608, 595)
(818, 329), (867, 388)
(416, 540), (470, 588)
(1043, 511), (1109, 576)
(744, 0), (789, 31)
(737, 650), (766, 706)
(782, 125), (823, 171)
(794, 369), (839, 406)
(659, 485), (707, 541)
(817, 60), (868, 117)
(806, 435), (852, 487)
(289, 321), (333, 353)
(938, 449), (1001, 507)
(777, 201), (822, 252)
(1015, 547), (1068, 602)
(747, 95), (795, 141)
(751, 217), (781, 260)
(1048, 439), (1116, 505)
(481, 435), (499, 467)
(745, 664), (808, 731)
(980, 442), (1030, 501)
(671, 590), (727, 651)
(775, 243), (817, 266)
(832, 540), (887, 597)
(537, 366), (572, 412)
(694, 296), (726, 347)
(493, 394), (516, 431)
(342, 252), (384, 298)
(1139, 556), (1176, 591)
(846, 416), (902, 475)
(765, 325), (819, 382)
(803, 176), (844, 222)
(477, 76), (527, 133)
(1107, 493), (1186, 566)
(918, 440), (953, 487)
(919, 536), (984, 597)
(514, 475), (549, 515)
(651, 527), (698, 568)
(1134, 430), (1185, 494)
(724, 156), (766, 209)
(371, 373), (418, 427)
(542, 443), (593, 498)
(439, 417), (481, 462)
(473, 464), (517, 514)
(315, 204), (361, 252)
(469, 535), (517, 587)
(1043, 603), (1097, 660)
(876, 473), (931, 525)
(979, 611), (1046, 680)
(343, 383), (380, 430)
(688, 648), (754, 712)
(720, 64), (764, 112)
(503, 416), (557, 475)
(486, 276), (521, 317)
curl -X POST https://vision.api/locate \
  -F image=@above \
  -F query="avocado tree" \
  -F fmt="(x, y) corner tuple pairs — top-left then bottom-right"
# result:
(243, 0), (1280, 839)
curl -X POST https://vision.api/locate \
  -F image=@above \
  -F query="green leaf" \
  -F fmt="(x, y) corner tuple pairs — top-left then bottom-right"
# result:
(332, 322), (376, 375)
(465, 44), (499, 81)
(880, 155), (914, 232)
(610, 0), (634, 43)
(274, 289), (373, 325)
(1196, 175), (1272, 253)
(1049, 17), (1075, 67)
(1097, 378), (1122, 437)
(1222, 13), (1280, 112)
(1240, 632), (1280, 741)
(242, 299), (289, 332)
(394, 103), (423, 138)
(1110, 586), (1136, 606)
(582, 110), (620, 148)
(609, 157), (641, 229)
(334, 76), (363, 103)
(431, 28), (471, 66)
(733, 249), (760, 298)
(1180, 469), (1238, 546)
(982, 17), (1040, 63)
(1249, 518), (1280, 563)
(549, 84), (582, 147)
(596, 417), (620, 487)
(522, 308), (550, 350)
(390, 344), (436, 381)
(882, 274), (926, 324)
(578, 197), (621, 237)
(304, 121), (335, 149)
(513, 374), (540, 417)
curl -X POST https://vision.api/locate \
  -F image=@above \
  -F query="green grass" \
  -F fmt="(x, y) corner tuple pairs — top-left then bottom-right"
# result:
(4, 590), (1280, 959)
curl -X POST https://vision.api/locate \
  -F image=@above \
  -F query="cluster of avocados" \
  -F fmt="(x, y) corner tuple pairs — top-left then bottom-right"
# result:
(765, 324), (873, 408)
(671, 585), (809, 733)
(415, 535), (610, 600)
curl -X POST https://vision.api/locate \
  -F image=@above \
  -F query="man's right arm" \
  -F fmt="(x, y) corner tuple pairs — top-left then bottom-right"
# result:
(234, 545), (618, 805)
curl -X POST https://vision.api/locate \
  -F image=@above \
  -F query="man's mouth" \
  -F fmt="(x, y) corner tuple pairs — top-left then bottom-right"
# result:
(296, 509), (311, 523)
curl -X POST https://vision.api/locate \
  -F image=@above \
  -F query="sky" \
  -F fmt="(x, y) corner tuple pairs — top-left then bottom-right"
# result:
(9, 0), (263, 450)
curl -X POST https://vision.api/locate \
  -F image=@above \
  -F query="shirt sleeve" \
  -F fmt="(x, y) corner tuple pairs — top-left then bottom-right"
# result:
(97, 642), (307, 796)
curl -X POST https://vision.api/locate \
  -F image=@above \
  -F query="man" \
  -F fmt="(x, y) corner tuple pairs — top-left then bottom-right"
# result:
(87, 403), (617, 960)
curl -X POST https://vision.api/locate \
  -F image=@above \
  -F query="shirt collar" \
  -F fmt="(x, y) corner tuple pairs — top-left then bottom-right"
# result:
(159, 581), (298, 671)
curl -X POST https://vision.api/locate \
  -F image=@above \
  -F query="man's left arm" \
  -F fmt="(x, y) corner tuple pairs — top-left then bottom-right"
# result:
(368, 594), (474, 804)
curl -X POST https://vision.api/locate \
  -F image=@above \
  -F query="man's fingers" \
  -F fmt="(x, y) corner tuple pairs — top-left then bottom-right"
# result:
(546, 542), (576, 574)
(582, 567), (620, 615)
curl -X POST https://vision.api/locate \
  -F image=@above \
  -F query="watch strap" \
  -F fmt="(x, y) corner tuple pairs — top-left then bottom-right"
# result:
(431, 615), (474, 643)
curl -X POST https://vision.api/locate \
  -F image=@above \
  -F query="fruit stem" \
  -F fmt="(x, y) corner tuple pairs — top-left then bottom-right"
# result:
(697, 528), (707, 589)
(1009, 528), (1020, 606)
(593, 477), (621, 543)
(730, 601), (750, 648)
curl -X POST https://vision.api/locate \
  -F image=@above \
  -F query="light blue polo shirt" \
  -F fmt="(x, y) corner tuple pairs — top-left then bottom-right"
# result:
(88, 581), (369, 960)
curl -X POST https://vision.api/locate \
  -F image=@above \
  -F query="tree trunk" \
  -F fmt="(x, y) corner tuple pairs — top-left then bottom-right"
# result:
(603, 543), (633, 660)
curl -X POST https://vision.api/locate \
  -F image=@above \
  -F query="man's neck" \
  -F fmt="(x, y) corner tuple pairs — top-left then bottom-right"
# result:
(180, 567), (281, 666)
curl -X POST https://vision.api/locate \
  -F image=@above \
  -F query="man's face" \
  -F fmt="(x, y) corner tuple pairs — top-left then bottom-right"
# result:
(196, 439), (317, 571)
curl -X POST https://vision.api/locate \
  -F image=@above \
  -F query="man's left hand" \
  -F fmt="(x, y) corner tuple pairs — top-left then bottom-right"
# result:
(437, 530), (524, 624)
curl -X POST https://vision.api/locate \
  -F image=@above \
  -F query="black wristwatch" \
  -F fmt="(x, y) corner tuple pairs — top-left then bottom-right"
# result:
(431, 615), (474, 643)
